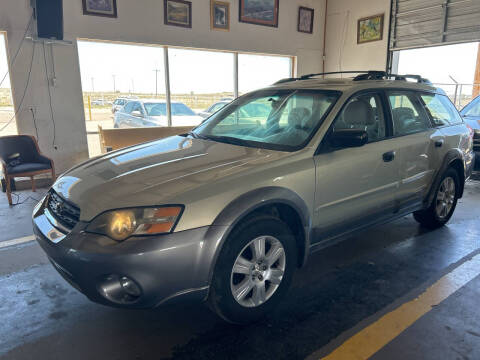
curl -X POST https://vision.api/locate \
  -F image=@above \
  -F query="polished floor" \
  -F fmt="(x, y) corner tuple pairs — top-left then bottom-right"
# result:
(0, 177), (480, 359)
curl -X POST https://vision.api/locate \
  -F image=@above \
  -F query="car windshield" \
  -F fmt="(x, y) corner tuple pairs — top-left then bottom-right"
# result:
(144, 102), (196, 116)
(192, 89), (340, 151)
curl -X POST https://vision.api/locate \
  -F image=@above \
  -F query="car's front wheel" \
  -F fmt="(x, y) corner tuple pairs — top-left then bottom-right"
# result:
(413, 167), (460, 229)
(208, 215), (297, 324)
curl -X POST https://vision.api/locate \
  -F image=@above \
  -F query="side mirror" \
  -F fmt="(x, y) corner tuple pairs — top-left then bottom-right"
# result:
(131, 110), (143, 118)
(329, 129), (368, 148)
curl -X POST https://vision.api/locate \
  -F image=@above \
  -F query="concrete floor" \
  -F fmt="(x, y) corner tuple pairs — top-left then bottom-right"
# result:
(0, 177), (480, 359)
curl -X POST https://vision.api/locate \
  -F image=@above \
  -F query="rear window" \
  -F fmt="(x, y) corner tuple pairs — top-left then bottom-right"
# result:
(420, 94), (463, 126)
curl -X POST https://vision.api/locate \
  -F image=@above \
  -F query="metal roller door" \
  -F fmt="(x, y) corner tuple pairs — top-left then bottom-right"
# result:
(390, 0), (480, 50)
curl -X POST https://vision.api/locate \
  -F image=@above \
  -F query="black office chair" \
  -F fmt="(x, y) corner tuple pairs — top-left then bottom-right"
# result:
(0, 135), (56, 205)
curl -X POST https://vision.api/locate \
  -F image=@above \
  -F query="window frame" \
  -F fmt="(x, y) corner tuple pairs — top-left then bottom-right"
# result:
(386, 90), (434, 137)
(419, 92), (464, 128)
(194, 88), (342, 152)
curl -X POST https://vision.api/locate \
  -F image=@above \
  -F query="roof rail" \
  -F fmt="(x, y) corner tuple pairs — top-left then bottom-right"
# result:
(273, 70), (432, 85)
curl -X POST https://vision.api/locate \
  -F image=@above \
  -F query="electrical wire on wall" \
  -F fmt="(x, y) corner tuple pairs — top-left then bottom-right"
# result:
(42, 42), (57, 148)
(0, 41), (36, 133)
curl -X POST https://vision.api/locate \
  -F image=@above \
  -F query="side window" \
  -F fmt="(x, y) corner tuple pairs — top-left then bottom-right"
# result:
(131, 102), (144, 115)
(421, 93), (463, 126)
(465, 100), (480, 117)
(388, 92), (431, 136)
(123, 101), (134, 113)
(333, 93), (386, 143)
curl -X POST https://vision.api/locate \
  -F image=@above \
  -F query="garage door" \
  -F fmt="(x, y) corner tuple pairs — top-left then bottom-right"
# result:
(390, 0), (480, 50)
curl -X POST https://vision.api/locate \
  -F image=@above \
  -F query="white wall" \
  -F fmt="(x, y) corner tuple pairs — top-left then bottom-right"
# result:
(1, 0), (326, 172)
(324, 0), (390, 74)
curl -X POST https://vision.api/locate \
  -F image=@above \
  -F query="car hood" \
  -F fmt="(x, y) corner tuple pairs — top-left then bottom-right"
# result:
(52, 136), (286, 221)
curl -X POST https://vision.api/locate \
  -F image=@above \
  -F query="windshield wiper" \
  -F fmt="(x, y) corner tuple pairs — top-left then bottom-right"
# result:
(200, 135), (254, 147)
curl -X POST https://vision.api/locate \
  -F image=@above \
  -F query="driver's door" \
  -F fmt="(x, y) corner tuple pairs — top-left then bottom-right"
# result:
(312, 91), (400, 241)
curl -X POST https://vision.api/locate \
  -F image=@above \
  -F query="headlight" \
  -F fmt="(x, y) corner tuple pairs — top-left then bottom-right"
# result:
(86, 206), (183, 241)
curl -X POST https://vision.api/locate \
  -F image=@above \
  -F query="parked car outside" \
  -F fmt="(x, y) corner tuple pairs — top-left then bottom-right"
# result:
(112, 97), (138, 113)
(91, 99), (109, 106)
(198, 100), (232, 119)
(113, 99), (203, 128)
(33, 72), (474, 324)
(460, 95), (480, 169)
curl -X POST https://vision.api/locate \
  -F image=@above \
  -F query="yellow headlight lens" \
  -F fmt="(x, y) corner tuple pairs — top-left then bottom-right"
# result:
(107, 210), (136, 241)
(86, 206), (183, 242)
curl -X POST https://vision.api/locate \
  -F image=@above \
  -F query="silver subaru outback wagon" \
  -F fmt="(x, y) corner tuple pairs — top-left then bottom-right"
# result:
(33, 71), (474, 323)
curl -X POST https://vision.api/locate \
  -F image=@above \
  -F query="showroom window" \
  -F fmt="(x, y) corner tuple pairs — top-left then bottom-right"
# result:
(238, 53), (292, 94)
(168, 47), (235, 126)
(77, 39), (294, 157)
(0, 32), (16, 136)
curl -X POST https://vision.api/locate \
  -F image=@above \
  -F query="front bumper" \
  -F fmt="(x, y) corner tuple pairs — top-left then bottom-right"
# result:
(32, 198), (228, 308)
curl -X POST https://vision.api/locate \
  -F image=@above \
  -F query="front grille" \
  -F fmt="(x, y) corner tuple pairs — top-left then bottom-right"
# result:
(474, 131), (480, 151)
(46, 190), (80, 229)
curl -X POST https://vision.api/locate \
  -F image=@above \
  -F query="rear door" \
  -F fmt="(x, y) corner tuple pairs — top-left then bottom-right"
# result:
(313, 91), (400, 240)
(385, 90), (441, 210)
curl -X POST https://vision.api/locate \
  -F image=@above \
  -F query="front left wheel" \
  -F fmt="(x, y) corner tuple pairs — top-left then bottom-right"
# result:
(208, 215), (297, 324)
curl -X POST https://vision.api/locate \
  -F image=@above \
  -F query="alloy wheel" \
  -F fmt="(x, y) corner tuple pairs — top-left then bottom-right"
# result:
(230, 235), (286, 308)
(435, 176), (456, 219)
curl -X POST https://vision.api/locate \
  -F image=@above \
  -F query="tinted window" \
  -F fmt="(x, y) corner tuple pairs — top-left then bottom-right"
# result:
(388, 92), (431, 136)
(209, 102), (227, 113)
(145, 103), (167, 116)
(171, 103), (196, 116)
(464, 97), (480, 117)
(131, 102), (144, 115)
(421, 94), (463, 126)
(333, 93), (386, 143)
(123, 101), (134, 113)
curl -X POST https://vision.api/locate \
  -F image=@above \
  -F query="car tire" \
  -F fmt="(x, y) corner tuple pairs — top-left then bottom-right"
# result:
(208, 214), (297, 324)
(413, 167), (460, 229)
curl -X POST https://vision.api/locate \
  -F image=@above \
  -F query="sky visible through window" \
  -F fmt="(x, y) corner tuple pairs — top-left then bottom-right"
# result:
(77, 40), (292, 95)
(0, 33), (11, 89)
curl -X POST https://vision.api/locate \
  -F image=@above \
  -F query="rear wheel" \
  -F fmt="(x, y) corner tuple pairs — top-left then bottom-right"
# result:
(413, 168), (460, 229)
(208, 215), (297, 324)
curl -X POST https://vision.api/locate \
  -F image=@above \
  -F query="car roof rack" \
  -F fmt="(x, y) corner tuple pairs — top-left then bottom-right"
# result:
(274, 70), (432, 85)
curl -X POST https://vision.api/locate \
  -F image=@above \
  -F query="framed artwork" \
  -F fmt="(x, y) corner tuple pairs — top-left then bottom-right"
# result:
(82, 0), (117, 18)
(298, 6), (314, 34)
(211, 1), (230, 31)
(357, 13), (384, 44)
(164, 0), (192, 28)
(239, 0), (279, 28)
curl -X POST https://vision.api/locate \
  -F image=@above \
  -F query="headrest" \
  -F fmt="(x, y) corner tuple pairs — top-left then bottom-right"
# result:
(392, 107), (415, 120)
(288, 107), (312, 128)
(343, 99), (375, 126)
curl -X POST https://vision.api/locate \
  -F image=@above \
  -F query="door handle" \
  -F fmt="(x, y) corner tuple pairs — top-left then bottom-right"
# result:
(435, 139), (444, 148)
(383, 151), (396, 162)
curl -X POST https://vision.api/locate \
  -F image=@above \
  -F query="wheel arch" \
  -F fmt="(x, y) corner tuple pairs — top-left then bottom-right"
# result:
(426, 149), (466, 207)
(206, 187), (312, 285)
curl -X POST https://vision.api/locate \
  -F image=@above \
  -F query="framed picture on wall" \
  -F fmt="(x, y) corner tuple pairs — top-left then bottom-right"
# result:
(298, 6), (314, 34)
(82, 0), (118, 18)
(211, 1), (230, 31)
(239, 0), (279, 28)
(357, 13), (384, 44)
(164, 0), (192, 28)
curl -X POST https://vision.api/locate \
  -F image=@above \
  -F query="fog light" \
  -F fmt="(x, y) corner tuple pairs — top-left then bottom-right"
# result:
(98, 274), (142, 304)
(120, 276), (141, 297)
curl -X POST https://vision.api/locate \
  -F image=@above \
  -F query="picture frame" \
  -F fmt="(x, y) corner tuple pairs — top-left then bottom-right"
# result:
(357, 13), (384, 44)
(297, 6), (314, 34)
(164, 0), (192, 28)
(211, 0), (230, 31)
(82, 0), (117, 18)
(239, 0), (279, 28)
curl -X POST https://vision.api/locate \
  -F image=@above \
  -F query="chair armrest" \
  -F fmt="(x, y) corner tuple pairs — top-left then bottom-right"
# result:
(36, 155), (53, 166)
